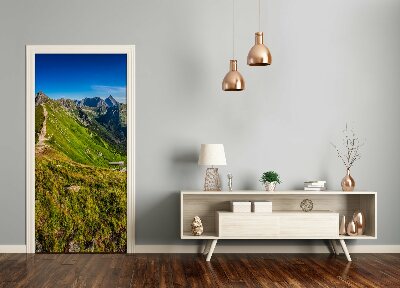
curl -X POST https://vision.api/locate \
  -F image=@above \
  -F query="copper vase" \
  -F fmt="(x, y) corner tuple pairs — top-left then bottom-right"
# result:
(339, 215), (346, 235)
(353, 210), (365, 235)
(347, 220), (357, 236)
(341, 169), (355, 191)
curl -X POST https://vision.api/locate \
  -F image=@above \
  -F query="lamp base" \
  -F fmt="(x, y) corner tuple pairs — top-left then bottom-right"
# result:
(204, 168), (221, 191)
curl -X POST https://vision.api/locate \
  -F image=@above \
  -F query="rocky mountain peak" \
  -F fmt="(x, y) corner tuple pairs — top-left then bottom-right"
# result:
(35, 91), (50, 106)
(80, 97), (107, 108)
(58, 98), (77, 109)
(105, 95), (119, 107)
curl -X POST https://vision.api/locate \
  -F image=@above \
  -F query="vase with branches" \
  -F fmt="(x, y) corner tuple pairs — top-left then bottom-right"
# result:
(331, 124), (365, 191)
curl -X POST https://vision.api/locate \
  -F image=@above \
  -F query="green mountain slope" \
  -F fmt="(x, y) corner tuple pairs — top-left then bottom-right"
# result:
(77, 107), (127, 154)
(35, 148), (126, 252)
(44, 100), (126, 167)
(35, 95), (128, 253)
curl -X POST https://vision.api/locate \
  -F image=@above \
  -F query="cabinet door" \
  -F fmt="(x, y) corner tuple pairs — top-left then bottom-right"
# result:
(217, 213), (279, 237)
(279, 214), (338, 237)
(217, 212), (339, 238)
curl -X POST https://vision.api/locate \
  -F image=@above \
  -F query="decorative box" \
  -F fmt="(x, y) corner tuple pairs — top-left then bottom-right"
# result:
(252, 201), (272, 213)
(230, 201), (251, 213)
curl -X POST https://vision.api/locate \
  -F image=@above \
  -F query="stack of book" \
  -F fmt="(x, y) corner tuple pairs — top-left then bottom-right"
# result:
(304, 181), (326, 191)
(252, 201), (272, 213)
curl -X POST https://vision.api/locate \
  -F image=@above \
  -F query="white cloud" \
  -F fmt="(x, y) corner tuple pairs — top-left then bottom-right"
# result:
(91, 85), (126, 98)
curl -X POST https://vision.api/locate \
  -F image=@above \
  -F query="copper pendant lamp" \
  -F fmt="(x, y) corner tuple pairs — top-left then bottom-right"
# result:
(247, 0), (271, 66)
(222, 0), (245, 91)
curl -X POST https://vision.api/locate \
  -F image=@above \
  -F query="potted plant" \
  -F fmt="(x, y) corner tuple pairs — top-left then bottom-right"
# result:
(259, 171), (281, 191)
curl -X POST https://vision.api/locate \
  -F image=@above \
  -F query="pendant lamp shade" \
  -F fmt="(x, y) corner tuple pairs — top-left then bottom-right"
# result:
(247, 32), (271, 66)
(247, 0), (272, 66)
(222, 0), (245, 92)
(222, 60), (245, 91)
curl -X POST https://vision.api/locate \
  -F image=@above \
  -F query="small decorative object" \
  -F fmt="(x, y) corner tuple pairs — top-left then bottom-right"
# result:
(353, 210), (365, 235)
(198, 144), (227, 191)
(339, 215), (347, 235)
(252, 201), (272, 213)
(227, 173), (233, 192)
(347, 220), (357, 236)
(231, 201), (252, 213)
(331, 124), (365, 192)
(341, 169), (355, 192)
(191, 216), (204, 236)
(300, 199), (313, 212)
(259, 171), (281, 191)
(304, 181), (326, 191)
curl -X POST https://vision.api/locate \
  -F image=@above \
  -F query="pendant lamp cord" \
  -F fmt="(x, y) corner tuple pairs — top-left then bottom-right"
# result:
(259, 0), (261, 32)
(232, 0), (235, 59)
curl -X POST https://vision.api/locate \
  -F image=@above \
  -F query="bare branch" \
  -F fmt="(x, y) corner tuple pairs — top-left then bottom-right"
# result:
(331, 124), (364, 169)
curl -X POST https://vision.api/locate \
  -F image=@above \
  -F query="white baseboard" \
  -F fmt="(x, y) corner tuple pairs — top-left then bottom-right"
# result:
(347, 245), (400, 253)
(1, 244), (399, 254)
(135, 244), (400, 254)
(0, 245), (27, 253)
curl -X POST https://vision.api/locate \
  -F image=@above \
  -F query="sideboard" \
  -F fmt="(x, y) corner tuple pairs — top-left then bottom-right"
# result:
(180, 191), (377, 261)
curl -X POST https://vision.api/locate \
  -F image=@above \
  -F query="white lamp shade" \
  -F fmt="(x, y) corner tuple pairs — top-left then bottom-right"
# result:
(198, 144), (227, 166)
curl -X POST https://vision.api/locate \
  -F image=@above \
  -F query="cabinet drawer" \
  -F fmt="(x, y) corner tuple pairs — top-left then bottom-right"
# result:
(216, 211), (339, 238)
(217, 213), (280, 237)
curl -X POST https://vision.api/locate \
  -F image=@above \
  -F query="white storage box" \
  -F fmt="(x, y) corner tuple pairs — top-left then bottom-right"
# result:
(230, 201), (251, 213)
(252, 201), (272, 213)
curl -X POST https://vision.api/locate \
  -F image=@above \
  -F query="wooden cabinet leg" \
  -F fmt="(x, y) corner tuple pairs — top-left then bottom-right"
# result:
(331, 240), (340, 255)
(339, 239), (352, 262)
(203, 240), (211, 255)
(206, 239), (218, 262)
(328, 240), (336, 254)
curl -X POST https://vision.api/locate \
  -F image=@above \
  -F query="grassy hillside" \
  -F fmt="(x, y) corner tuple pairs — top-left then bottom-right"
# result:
(35, 98), (127, 253)
(44, 101), (126, 167)
(76, 107), (127, 154)
(35, 148), (127, 252)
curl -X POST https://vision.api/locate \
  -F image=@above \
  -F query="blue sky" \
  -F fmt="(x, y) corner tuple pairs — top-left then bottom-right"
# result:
(35, 54), (127, 103)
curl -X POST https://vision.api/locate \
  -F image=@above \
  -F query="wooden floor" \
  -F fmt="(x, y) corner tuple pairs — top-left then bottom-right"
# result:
(0, 253), (399, 287)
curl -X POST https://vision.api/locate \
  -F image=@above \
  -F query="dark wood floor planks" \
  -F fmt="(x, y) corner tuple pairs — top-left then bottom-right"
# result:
(0, 253), (399, 288)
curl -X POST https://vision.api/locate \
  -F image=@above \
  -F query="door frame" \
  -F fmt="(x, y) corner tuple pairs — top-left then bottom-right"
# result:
(26, 45), (135, 253)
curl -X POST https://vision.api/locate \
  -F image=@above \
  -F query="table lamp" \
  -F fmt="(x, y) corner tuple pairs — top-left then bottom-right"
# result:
(198, 144), (227, 191)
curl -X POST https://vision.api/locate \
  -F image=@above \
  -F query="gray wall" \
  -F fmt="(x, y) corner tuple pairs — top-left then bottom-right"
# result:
(0, 0), (399, 246)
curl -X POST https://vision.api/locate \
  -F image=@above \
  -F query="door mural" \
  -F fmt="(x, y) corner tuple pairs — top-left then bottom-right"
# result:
(34, 54), (128, 252)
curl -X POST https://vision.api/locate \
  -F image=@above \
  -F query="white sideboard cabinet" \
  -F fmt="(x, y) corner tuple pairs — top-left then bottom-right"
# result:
(180, 191), (377, 261)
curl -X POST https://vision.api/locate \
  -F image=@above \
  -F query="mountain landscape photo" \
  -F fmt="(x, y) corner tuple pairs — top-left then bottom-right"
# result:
(34, 54), (128, 253)
(35, 92), (127, 252)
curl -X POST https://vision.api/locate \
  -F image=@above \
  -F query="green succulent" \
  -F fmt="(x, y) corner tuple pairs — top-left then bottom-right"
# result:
(259, 171), (281, 184)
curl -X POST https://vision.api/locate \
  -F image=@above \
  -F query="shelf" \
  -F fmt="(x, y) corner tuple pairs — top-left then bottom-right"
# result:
(217, 210), (336, 214)
(181, 232), (218, 239)
(338, 235), (377, 240)
(182, 190), (377, 195)
(181, 232), (376, 240)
